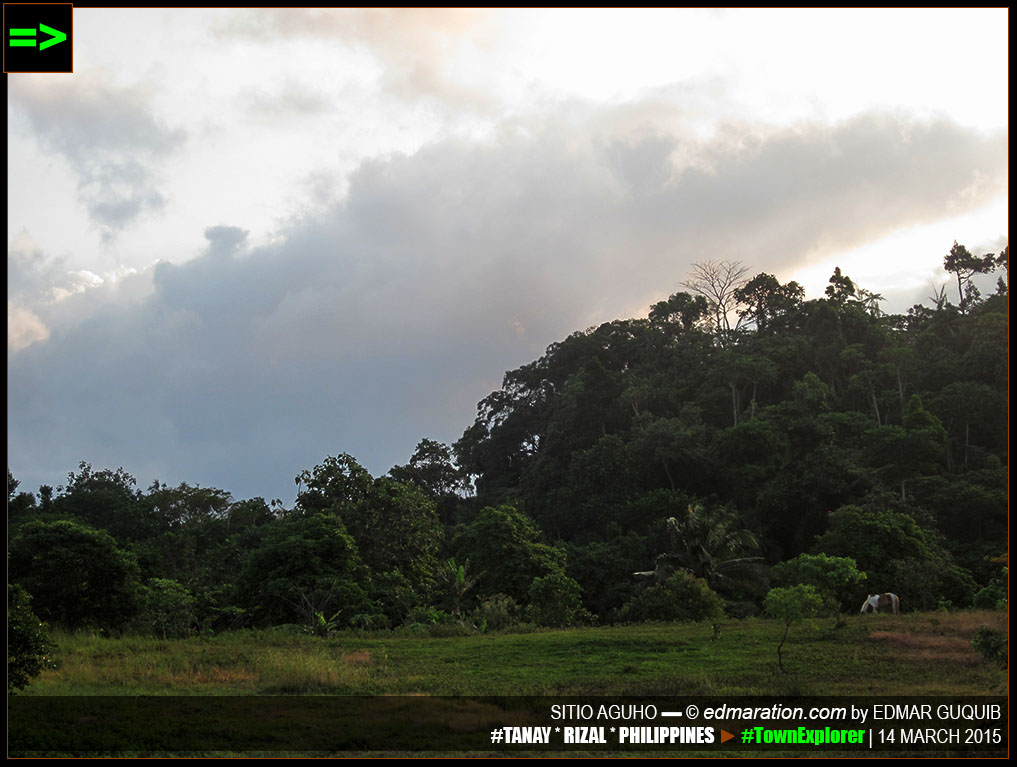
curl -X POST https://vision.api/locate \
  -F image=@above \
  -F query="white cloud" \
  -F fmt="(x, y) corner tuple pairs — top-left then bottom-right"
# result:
(8, 303), (49, 353)
(9, 75), (185, 238)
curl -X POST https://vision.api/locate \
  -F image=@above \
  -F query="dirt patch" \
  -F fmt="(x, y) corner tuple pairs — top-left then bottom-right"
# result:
(868, 631), (921, 647)
(868, 631), (976, 664)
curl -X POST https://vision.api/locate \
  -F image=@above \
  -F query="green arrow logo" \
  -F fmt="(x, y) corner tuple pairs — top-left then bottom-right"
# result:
(38, 23), (66, 50)
(7, 23), (66, 50)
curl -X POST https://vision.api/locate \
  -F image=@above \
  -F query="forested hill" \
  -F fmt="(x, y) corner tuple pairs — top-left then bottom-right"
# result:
(7, 243), (1009, 639)
(454, 250), (1008, 561)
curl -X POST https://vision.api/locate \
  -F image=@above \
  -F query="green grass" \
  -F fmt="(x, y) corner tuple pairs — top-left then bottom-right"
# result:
(27, 609), (1007, 696)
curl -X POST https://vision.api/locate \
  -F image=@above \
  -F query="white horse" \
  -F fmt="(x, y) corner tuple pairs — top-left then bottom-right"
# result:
(860, 593), (900, 616)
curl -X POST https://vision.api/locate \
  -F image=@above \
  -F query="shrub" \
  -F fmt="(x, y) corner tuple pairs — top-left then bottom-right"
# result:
(472, 593), (520, 632)
(406, 607), (454, 625)
(8, 584), (56, 693)
(618, 571), (724, 624)
(350, 613), (391, 631)
(426, 621), (476, 638)
(763, 584), (824, 673)
(394, 622), (429, 637)
(973, 583), (1007, 610)
(971, 627), (1007, 667)
(771, 553), (865, 613)
(137, 578), (197, 639)
(972, 565), (1007, 610)
(525, 573), (590, 628)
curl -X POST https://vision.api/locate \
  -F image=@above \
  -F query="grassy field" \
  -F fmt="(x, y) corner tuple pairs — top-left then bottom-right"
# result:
(26, 610), (1007, 697)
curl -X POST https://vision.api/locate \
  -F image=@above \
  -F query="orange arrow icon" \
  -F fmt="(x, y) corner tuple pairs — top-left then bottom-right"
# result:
(720, 729), (735, 743)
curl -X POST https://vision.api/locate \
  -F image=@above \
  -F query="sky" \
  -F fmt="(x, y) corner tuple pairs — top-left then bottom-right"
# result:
(7, 8), (1009, 502)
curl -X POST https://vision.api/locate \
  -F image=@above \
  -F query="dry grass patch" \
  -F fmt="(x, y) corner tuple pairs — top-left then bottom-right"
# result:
(867, 631), (922, 647)
(342, 650), (372, 665)
(867, 627), (987, 667)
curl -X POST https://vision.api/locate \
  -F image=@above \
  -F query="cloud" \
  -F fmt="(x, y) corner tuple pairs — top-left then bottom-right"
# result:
(220, 8), (497, 109)
(7, 107), (1007, 500)
(7, 231), (148, 353)
(9, 76), (185, 238)
(8, 303), (49, 353)
(238, 80), (333, 124)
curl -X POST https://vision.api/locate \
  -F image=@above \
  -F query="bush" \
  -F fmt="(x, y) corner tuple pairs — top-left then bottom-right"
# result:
(394, 622), (430, 637)
(350, 613), (391, 631)
(972, 565), (1007, 610)
(771, 553), (865, 613)
(451, 505), (566, 602)
(10, 520), (142, 632)
(137, 578), (197, 639)
(618, 571), (724, 624)
(525, 573), (590, 628)
(426, 621), (476, 638)
(763, 584), (825, 673)
(972, 583), (1007, 610)
(406, 606), (454, 625)
(472, 593), (520, 632)
(8, 584), (56, 693)
(971, 627), (1007, 667)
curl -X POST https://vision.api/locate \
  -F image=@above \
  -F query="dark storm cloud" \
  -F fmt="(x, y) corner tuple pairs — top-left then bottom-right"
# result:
(9, 77), (185, 237)
(7, 109), (1007, 500)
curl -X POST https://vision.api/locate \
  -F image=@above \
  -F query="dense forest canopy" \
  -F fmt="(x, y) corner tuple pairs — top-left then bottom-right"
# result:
(8, 242), (1009, 638)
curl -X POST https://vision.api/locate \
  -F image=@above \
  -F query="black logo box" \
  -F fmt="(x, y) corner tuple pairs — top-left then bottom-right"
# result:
(4, 3), (73, 74)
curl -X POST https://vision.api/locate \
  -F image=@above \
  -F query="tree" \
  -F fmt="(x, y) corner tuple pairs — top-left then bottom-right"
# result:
(771, 553), (866, 614)
(451, 505), (565, 603)
(931, 382), (1004, 471)
(629, 414), (708, 491)
(440, 558), (475, 619)
(943, 241), (995, 310)
(763, 585), (824, 673)
(145, 482), (233, 528)
(525, 573), (589, 627)
(8, 584), (56, 693)
(295, 453), (374, 513)
(864, 395), (946, 501)
(813, 505), (966, 606)
(8, 469), (38, 524)
(54, 462), (151, 542)
(389, 438), (467, 499)
(297, 454), (442, 594)
(236, 514), (371, 629)
(137, 578), (197, 639)
(681, 260), (750, 340)
(824, 267), (856, 306)
(566, 532), (652, 621)
(659, 504), (762, 596)
(10, 520), (143, 632)
(994, 245), (1008, 292)
(713, 349), (778, 425)
(735, 273), (804, 333)
(619, 571), (723, 624)
(853, 287), (885, 317)
(649, 291), (710, 334)
(352, 477), (442, 590)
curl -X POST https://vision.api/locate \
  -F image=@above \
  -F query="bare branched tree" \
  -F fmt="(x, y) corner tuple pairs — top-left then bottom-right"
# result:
(680, 260), (750, 340)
